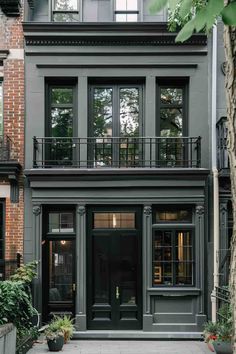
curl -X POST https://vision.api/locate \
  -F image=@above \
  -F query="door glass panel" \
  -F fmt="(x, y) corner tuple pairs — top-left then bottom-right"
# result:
(160, 108), (183, 137)
(49, 212), (74, 233)
(49, 240), (73, 302)
(92, 88), (113, 167)
(93, 235), (110, 304)
(93, 212), (135, 229)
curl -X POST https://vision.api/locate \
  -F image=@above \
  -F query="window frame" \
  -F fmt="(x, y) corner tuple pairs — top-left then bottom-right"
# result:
(114, 0), (140, 22)
(44, 206), (76, 240)
(156, 78), (189, 137)
(45, 79), (77, 138)
(51, 0), (80, 22)
(152, 206), (195, 288)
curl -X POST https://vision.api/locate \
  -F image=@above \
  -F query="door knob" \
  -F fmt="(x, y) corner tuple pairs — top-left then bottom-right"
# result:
(72, 283), (76, 292)
(116, 286), (120, 299)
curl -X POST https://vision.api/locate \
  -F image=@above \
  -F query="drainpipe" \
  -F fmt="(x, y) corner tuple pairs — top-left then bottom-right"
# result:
(211, 24), (219, 323)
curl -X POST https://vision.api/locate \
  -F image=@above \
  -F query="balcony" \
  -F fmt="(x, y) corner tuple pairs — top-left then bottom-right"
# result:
(33, 136), (201, 169)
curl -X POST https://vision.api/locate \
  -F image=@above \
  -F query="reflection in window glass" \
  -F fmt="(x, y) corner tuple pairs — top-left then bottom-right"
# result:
(94, 212), (135, 229)
(0, 83), (2, 136)
(115, 0), (138, 22)
(54, 0), (78, 10)
(116, 0), (138, 11)
(153, 230), (193, 286)
(49, 240), (73, 301)
(53, 13), (79, 22)
(156, 209), (192, 223)
(161, 88), (183, 105)
(49, 212), (74, 233)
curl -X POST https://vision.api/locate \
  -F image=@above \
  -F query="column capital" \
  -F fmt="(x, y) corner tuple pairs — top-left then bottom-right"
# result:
(196, 205), (204, 216)
(144, 206), (152, 216)
(77, 205), (86, 216)
(33, 205), (41, 216)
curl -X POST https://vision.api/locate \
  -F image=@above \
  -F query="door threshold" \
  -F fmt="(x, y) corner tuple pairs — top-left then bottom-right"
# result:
(73, 330), (202, 339)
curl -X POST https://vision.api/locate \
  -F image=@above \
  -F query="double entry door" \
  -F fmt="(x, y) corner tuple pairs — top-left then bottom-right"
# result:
(87, 207), (142, 330)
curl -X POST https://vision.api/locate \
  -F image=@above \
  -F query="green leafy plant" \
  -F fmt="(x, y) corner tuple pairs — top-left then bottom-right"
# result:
(44, 317), (64, 341)
(10, 261), (38, 284)
(53, 315), (74, 343)
(0, 280), (37, 329)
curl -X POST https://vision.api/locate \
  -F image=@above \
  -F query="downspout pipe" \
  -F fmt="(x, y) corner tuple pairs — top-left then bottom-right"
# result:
(211, 24), (219, 323)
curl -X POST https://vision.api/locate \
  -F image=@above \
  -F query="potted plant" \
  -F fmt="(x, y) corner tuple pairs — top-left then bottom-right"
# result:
(212, 323), (233, 354)
(44, 318), (64, 352)
(203, 321), (219, 352)
(54, 315), (74, 344)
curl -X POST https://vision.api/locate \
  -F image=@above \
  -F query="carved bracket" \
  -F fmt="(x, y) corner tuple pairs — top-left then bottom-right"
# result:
(33, 205), (41, 216)
(144, 206), (152, 216)
(77, 206), (86, 216)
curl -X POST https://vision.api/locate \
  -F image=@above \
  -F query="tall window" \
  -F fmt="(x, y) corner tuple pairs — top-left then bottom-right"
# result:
(152, 207), (194, 287)
(0, 81), (3, 136)
(52, 0), (79, 22)
(157, 80), (188, 166)
(115, 0), (139, 22)
(46, 82), (76, 165)
(0, 203), (4, 280)
(90, 84), (142, 167)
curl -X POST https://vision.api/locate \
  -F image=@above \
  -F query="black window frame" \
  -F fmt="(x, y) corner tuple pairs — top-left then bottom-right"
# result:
(52, 0), (80, 22)
(114, 0), (140, 22)
(44, 206), (76, 240)
(156, 78), (189, 137)
(152, 205), (195, 288)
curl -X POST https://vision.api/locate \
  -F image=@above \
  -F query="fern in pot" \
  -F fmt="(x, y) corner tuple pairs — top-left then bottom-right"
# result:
(44, 318), (64, 352)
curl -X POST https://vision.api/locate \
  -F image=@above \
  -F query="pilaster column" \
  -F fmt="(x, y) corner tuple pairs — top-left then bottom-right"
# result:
(143, 205), (153, 331)
(195, 205), (205, 315)
(32, 205), (42, 313)
(75, 205), (87, 330)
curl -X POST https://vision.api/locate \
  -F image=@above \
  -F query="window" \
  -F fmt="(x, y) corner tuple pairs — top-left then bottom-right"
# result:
(0, 82), (3, 136)
(49, 212), (74, 233)
(115, 0), (139, 22)
(52, 0), (79, 22)
(152, 207), (194, 287)
(93, 212), (135, 229)
(90, 83), (143, 167)
(46, 82), (76, 165)
(0, 202), (4, 280)
(157, 80), (188, 167)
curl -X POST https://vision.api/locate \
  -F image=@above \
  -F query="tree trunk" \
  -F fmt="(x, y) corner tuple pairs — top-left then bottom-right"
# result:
(223, 24), (236, 353)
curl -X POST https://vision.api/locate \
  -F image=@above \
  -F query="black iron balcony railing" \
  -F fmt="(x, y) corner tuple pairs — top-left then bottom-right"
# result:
(217, 117), (229, 171)
(33, 136), (201, 169)
(0, 135), (12, 161)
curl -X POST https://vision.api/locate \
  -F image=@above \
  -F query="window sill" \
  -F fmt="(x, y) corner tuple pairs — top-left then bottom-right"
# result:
(147, 287), (201, 296)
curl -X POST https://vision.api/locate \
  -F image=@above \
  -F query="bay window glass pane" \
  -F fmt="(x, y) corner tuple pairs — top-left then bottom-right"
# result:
(116, 0), (126, 10)
(94, 212), (135, 229)
(0, 83), (2, 135)
(49, 212), (74, 233)
(51, 108), (73, 137)
(161, 88), (183, 105)
(53, 13), (79, 22)
(93, 88), (113, 137)
(127, 14), (138, 21)
(120, 88), (139, 137)
(54, 0), (78, 10)
(52, 88), (73, 104)
(160, 108), (183, 137)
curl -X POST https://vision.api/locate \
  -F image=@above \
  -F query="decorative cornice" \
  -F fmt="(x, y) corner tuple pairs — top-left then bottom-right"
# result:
(23, 22), (207, 47)
(196, 205), (204, 216)
(33, 205), (41, 216)
(36, 63), (198, 69)
(144, 206), (152, 216)
(77, 206), (85, 216)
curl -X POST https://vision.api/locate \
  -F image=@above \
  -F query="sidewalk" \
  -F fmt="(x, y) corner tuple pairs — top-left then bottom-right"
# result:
(28, 340), (210, 354)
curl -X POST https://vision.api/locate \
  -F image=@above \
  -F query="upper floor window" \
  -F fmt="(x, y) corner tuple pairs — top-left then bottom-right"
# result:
(115, 0), (139, 22)
(52, 0), (79, 22)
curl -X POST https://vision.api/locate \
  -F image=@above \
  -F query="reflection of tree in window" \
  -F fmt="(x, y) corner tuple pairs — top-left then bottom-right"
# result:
(93, 88), (113, 137)
(53, 0), (79, 22)
(120, 88), (139, 137)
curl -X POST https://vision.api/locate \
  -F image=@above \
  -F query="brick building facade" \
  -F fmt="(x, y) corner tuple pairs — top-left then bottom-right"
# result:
(0, 1), (24, 277)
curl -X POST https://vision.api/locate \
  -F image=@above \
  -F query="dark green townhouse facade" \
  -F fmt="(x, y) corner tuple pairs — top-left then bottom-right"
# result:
(22, 0), (229, 338)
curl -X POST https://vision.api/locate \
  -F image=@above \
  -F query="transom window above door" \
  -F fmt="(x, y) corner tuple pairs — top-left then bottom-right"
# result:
(52, 0), (80, 22)
(115, 0), (139, 22)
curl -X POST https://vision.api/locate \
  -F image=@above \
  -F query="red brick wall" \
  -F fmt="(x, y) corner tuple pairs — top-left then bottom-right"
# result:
(0, 5), (24, 263)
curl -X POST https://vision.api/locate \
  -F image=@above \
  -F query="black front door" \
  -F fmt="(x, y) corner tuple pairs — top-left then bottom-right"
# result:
(87, 207), (142, 330)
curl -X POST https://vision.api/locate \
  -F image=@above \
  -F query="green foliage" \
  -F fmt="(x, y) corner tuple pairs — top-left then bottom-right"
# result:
(0, 281), (37, 330)
(10, 261), (38, 284)
(45, 315), (74, 343)
(203, 321), (219, 335)
(149, 0), (236, 43)
(203, 304), (233, 342)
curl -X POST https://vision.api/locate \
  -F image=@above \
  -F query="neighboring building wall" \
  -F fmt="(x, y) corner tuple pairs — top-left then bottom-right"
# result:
(0, 4), (24, 266)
